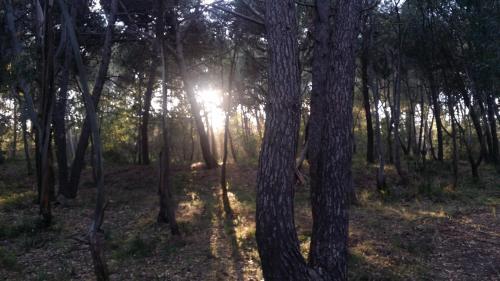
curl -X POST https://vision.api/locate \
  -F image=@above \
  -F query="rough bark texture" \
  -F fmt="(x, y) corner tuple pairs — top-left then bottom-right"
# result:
(309, 0), (361, 280)
(256, 1), (312, 280)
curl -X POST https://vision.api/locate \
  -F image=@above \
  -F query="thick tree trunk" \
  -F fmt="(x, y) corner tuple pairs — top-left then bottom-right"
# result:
(309, 0), (361, 279)
(256, 1), (313, 279)
(67, 0), (118, 197)
(140, 60), (157, 165)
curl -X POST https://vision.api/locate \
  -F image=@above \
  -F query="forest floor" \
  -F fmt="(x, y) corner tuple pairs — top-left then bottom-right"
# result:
(0, 158), (499, 281)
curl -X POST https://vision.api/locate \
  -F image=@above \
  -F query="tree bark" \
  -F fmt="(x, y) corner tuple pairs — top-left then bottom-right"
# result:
(157, 0), (180, 235)
(486, 93), (499, 164)
(428, 73), (444, 161)
(140, 59), (158, 165)
(360, 25), (374, 163)
(39, 0), (56, 225)
(309, 0), (361, 279)
(256, 0), (313, 279)
(54, 28), (72, 197)
(67, 0), (118, 197)
(220, 47), (238, 218)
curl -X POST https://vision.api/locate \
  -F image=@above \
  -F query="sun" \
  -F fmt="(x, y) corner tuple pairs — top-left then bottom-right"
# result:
(196, 88), (225, 132)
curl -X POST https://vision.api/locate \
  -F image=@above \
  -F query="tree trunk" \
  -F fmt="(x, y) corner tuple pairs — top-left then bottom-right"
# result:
(157, 0), (180, 235)
(371, 76), (385, 190)
(20, 102), (32, 174)
(220, 47), (238, 218)
(228, 129), (238, 163)
(360, 29), (374, 163)
(171, 25), (217, 169)
(54, 32), (71, 197)
(256, 0), (313, 279)
(309, 0), (361, 279)
(140, 59), (158, 165)
(67, 0), (118, 197)
(39, 0), (56, 225)
(59, 0), (117, 278)
(428, 73), (444, 161)
(486, 93), (499, 164)
(11, 98), (18, 159)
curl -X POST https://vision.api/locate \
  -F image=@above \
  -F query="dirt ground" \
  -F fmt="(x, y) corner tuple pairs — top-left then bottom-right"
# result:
(0, 160), (499, 280)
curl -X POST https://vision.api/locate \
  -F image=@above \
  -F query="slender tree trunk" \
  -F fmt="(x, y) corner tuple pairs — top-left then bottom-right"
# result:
(10, 98), (18, 159)
(5, 0), (42, 189)
(371, 75), (386, 190)
(486, 93), (499, 164)
(54, 32), (71, 197)
(361, 31), (374, 163)
(20, 102), (32, 174)
(428, 73), (444, 161)
(171, 26), (217, 168)
(39, 0), (56, 225)
(447, 95), (458, 188)
(189, 118), (195, 162)
(228, 129), (238, 163)
(157, 0), (180, 235)
(67, 0), (118, 197)
(220, 47), (238, 218)
(140, 59), (158, 165)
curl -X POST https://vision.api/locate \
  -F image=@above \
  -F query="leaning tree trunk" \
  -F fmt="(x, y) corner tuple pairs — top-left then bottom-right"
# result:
(67, 0), (118, 197)
(170, 23), (217, 169)
(309, 0), (361, 280)
(255, 0), (313, 280)
(59, 0), (117, 279)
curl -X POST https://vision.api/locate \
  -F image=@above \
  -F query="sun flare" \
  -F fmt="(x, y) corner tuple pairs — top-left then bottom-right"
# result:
(196, 88), (225, 132)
